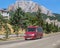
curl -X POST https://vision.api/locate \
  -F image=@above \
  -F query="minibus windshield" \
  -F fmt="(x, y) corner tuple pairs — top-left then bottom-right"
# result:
(27, 28), (36, 32)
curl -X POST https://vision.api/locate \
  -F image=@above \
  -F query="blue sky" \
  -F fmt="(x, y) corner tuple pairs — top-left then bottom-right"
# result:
(0, 0), (60, 14)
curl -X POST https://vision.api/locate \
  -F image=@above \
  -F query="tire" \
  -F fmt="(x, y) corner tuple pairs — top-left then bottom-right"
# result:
(40, 36), (43, 39)
(25, 39), (27, 40)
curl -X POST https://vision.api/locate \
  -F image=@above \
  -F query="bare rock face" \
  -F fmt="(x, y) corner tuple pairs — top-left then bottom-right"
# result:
(8, 0), (54, 16)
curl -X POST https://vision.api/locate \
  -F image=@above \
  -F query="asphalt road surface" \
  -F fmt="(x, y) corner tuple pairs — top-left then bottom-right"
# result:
(0, 33), (60, 48)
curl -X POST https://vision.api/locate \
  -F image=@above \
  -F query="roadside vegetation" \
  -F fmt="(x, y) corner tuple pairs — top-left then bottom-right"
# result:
(0, 14), (11, 39)
(0, 7), (60, 40)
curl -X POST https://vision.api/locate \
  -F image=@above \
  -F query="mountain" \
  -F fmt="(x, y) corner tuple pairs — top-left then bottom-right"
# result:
(8, 0), (60, 27)
(8, 0), (54, 16)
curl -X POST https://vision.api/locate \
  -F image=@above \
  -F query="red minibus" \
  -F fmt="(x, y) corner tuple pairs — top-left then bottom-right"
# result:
(24, 26), (43, 40)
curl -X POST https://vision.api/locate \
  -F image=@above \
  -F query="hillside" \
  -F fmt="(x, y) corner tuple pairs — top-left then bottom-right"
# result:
(8, 0), (60, 27)
(8, 0), (54, 16)
(53, 13), (60, 21)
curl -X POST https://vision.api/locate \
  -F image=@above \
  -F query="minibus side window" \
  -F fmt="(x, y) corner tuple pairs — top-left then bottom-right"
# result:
(37, 27), (43, 32)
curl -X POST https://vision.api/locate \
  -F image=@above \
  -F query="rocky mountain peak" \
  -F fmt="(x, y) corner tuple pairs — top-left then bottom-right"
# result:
(8, 0), (54, 16)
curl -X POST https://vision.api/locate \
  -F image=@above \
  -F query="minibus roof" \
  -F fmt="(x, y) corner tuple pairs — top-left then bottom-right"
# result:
(28, 26), (42, 28)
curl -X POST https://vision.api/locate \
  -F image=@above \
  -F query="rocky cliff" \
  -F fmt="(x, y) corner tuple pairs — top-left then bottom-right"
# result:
(8, 0), (54, 16)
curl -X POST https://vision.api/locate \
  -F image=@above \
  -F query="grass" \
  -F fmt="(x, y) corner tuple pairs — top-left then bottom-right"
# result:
(0, 24), (25, 41)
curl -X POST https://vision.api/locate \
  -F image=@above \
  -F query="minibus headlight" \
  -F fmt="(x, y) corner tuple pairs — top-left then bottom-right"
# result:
(31, 34), (35, 36)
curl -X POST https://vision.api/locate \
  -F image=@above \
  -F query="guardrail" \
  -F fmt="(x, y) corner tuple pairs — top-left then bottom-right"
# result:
(0, 34), (25, 39)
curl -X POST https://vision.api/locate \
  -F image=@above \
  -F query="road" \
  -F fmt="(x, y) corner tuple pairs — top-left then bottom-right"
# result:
(0, 33), (60, 48)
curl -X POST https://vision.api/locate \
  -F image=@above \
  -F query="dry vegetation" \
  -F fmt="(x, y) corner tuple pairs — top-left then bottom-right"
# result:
(0, 24), (25, 35)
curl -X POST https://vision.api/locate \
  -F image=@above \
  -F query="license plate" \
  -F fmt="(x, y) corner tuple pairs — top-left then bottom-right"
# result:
(27, 38), (31, 39)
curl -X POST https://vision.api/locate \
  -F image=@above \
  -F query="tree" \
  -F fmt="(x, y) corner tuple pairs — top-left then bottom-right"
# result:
(10, 7), (25, 37)
(45, 23), (52, 34)
(0, 14), (3, 30)
(0, 14), (10, 39)
(58, 27), (60, 32)
(36, 8), (44, 27)
(52, 23), (58, 32)
(25, 12), (39, 26)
